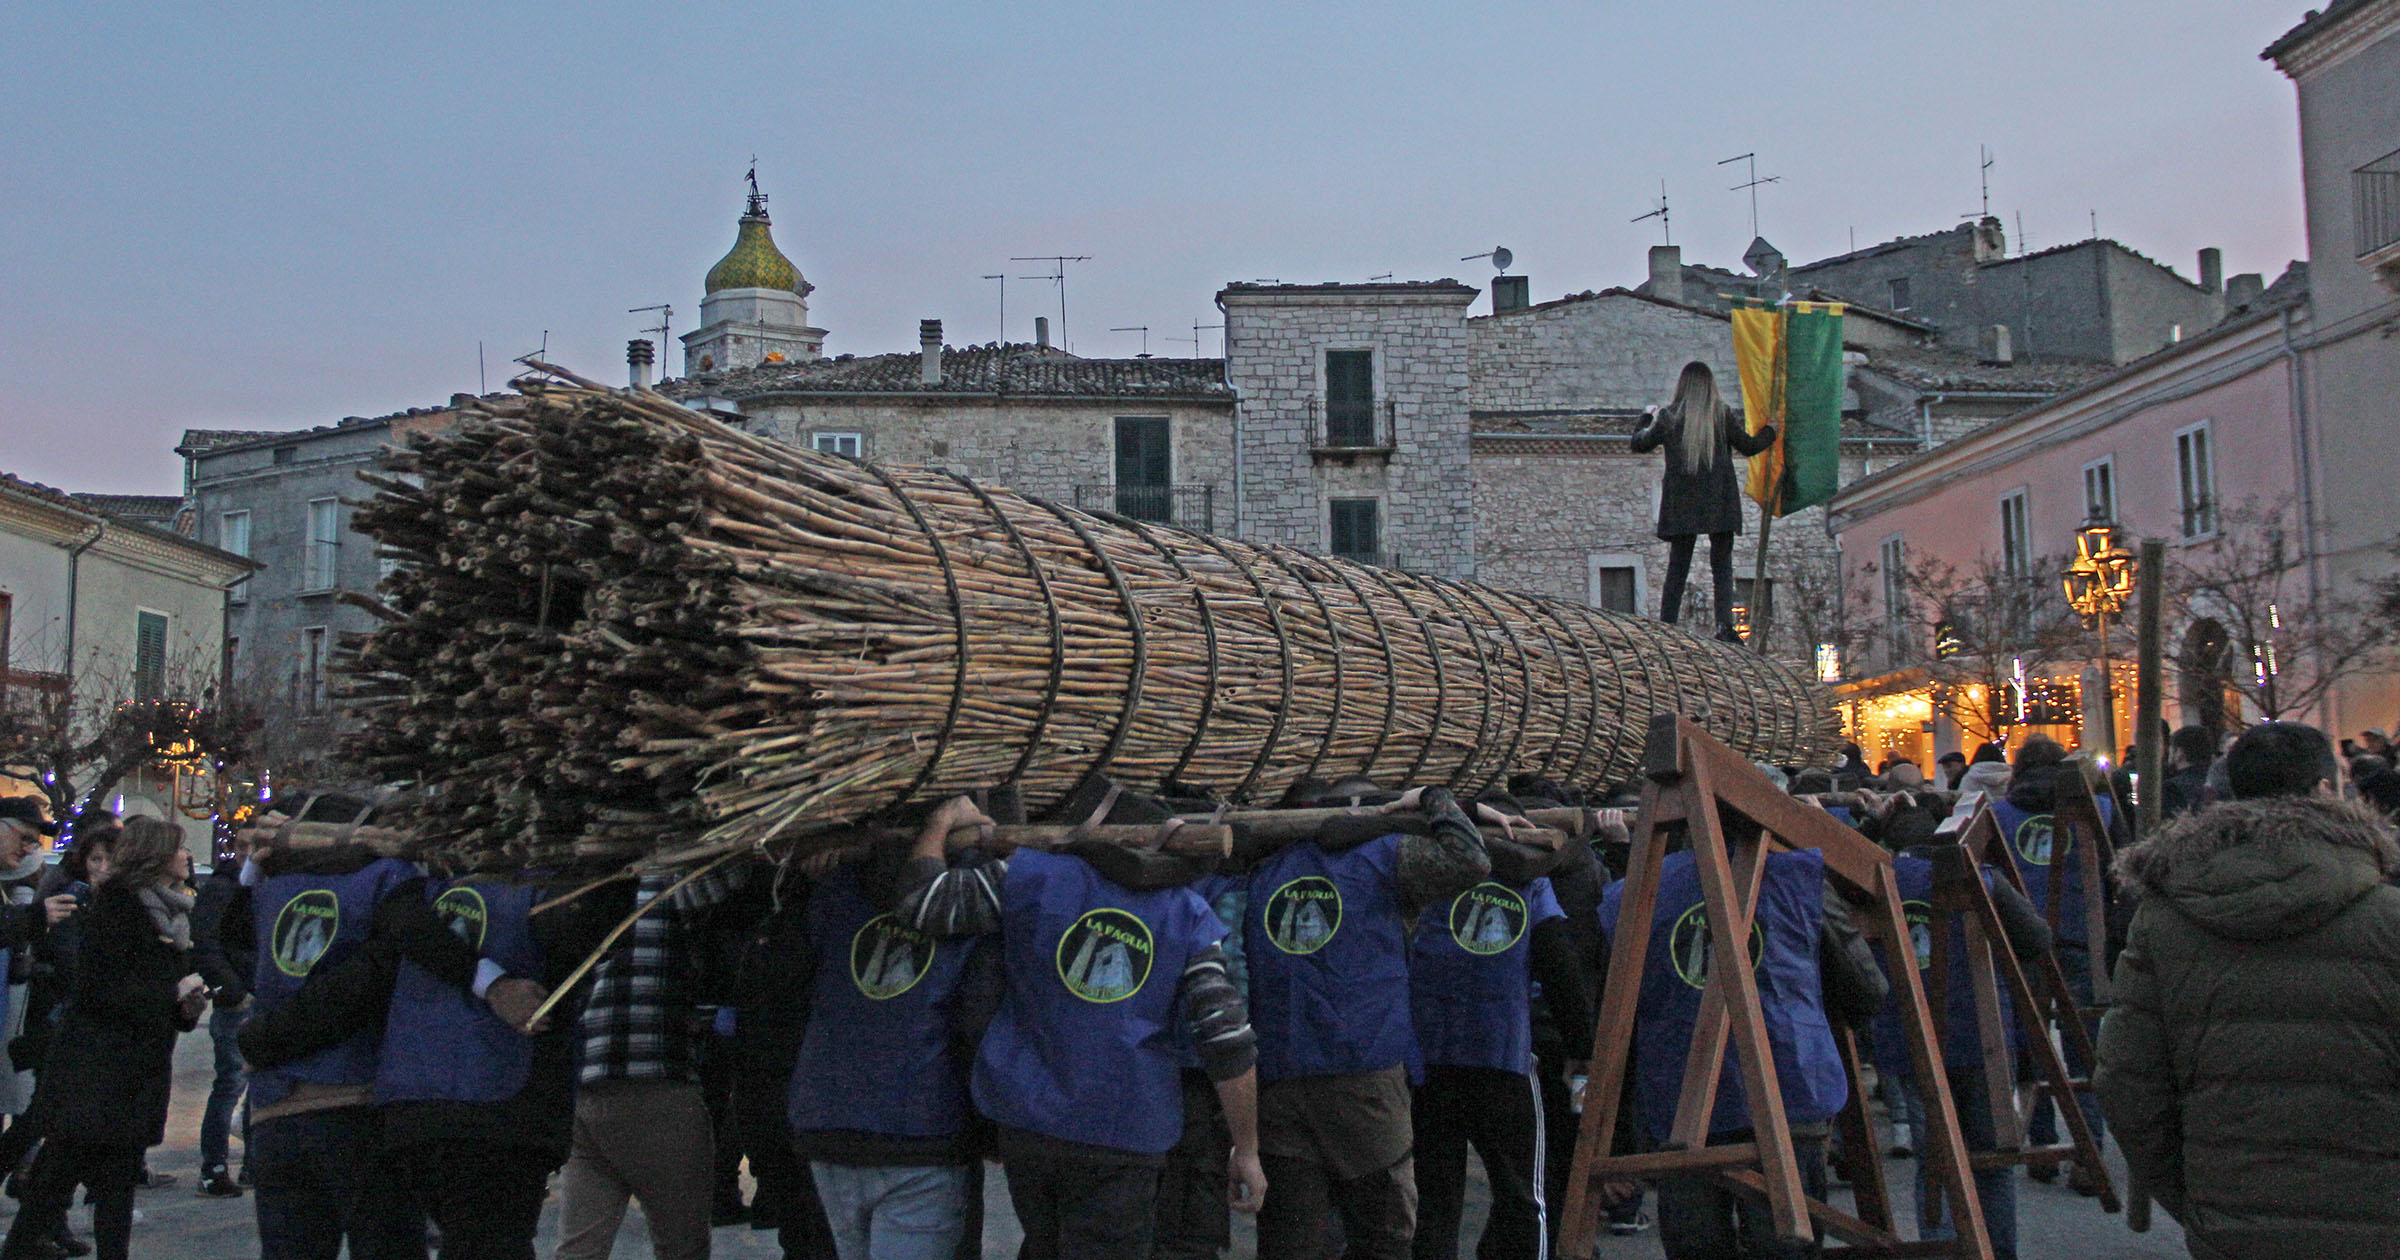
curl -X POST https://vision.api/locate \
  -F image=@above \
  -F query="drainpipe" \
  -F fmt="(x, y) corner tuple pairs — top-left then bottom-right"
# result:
(63, 520), (105, 682)
(1916, 392), (1945, 449)
(2282, 305), (2330, 728)
(1218, 293), (1241, 538)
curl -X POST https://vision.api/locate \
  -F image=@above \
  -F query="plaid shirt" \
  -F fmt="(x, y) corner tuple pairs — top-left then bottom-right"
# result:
(575, 864), (743, 1084)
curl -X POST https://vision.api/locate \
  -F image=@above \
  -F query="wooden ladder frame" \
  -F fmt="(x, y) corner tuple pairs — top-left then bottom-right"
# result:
(1559, 715), (1993, 1259)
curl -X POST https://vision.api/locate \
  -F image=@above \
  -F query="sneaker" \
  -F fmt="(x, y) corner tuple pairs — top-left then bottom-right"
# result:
(198, 1169), (243, 1199)
(1608, 1212), (1654, 1236)
(236, 1167), (253, 1188)
(51, 1229), (91, 1258)
(137, 1170), (176, 1191)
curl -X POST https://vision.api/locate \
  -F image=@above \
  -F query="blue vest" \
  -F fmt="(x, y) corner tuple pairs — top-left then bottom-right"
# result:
(1991, 795), (2111, 947)
(372, 880), (542, 1105)
(1245, 834), (1416, 1083)
(970, 851), (1222, 1155)
(1410, 877), (1563, 1074)
(788, 870), (982, 1140)
(248, 858), (420, 1110)
(1599, 850), (1847, 1141)
(1868, 854), (2024, 1081)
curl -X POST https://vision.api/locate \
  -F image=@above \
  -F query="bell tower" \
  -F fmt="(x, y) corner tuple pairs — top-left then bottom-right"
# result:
(681, 169), (827, 375)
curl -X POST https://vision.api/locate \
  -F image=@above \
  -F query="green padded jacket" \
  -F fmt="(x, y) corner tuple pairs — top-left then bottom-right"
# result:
(2096, 794), (2400, 1260)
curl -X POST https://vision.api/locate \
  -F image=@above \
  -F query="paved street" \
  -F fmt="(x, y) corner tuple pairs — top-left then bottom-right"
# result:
(76, 1032), (2189, 1259)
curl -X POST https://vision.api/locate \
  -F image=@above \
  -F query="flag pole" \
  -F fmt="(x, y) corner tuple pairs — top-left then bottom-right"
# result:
(1751, 483), (1777, 654)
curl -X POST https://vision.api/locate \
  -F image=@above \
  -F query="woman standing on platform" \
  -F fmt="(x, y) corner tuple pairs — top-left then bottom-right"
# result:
(1, 818), (207, 1260)
(1629, 361), (1776, 643)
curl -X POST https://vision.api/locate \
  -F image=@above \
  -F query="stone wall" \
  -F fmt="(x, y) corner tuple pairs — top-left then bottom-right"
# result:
(1220, 284), (1478, 577)
(1470, 292), (1742, 413)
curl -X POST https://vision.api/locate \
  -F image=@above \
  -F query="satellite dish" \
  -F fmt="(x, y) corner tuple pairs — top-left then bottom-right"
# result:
(1492, 247), (1514, 272)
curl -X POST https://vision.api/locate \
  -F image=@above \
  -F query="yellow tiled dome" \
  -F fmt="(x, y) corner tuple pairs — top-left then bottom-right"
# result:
(705, 213), (805, 295)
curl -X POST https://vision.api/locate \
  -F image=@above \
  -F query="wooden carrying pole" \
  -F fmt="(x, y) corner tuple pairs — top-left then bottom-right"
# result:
(1559, 715), (1993, 1259)
(1945, 810), (2120, 1208)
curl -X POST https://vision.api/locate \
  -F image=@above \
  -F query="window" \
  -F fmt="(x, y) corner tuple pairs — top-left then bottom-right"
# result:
(1886, 277), (1912, 311)
(1329, 498), (1380, 563)
(1113, 417), (1173, 522)
(1880, 535), (1910, 658)
(2176, 422), (2217, 538)
(1999, 489), (2031, 579)
(1324, 350), (1376, 447)
(304, 498), (340, 591)
(271, 446), (297, 466)
(2356, 147), (2400, 259)
(134, 611), (167, 702)
(1594, 564), (1639, 615)
(2081, 457), (2116, 525)
(220, 510), (252, 603)
(301, 627), (328, 714)
(811, 432), (862, 458)
(1733, 578), (1775, 631)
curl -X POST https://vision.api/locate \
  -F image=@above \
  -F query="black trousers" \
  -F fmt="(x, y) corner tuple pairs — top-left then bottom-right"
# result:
(1003, 1145), (1159, 1260)
(3, 1140), (140, 1260)
(1660, 532), (1737, 633)
(733, 1062), (837, 1260)
(385, 1140), (554, 1260)
(1413, 1066), (1550, 1260)
(1154, 1070), (1233, 1260)
(1657, 1131), (1827, 1260)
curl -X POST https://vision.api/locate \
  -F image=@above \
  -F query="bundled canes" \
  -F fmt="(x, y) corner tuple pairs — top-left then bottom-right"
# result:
(342, 365), (1839, 873)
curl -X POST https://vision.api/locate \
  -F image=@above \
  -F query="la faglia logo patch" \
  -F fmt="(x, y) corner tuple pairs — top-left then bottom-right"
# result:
(1668, 903), (1766, 990)
(1902, 900), (1935, 969)
(852, 914), (939, 1000)
(1264, 876), (1342, 954)
(2014, 815), (2064, 867)
(434, 887), (490, 949)
(271, 889), (339, 978)
(1056, 908), (1154, 1003)
(1448, 883), (1528, 955)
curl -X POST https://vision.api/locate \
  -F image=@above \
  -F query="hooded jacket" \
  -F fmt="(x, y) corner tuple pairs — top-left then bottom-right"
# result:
(2094, 795), (2400, 1260)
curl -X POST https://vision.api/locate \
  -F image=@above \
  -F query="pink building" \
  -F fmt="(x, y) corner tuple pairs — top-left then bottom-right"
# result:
(1825, 293), (2315, 766)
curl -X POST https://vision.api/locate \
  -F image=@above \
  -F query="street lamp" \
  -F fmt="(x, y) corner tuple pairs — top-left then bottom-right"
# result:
(2062, 519), (2137, 753)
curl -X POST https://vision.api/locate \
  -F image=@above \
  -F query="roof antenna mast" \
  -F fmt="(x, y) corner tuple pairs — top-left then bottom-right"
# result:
(1632, 179), (1671, 245)
(1011, 255), (1092, 351)
(1718, 153), (1781, 240)
(1980, 144), (1994, 220)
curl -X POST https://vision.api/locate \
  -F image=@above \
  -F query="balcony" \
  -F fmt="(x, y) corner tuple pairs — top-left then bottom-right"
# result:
(2357, 149), (2400, 293)
(1072, 483), (1217, 533)
(1309, 398), (1397, 465)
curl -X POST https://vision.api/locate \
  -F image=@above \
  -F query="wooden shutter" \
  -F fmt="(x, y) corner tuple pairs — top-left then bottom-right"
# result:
(1325, 351), (1375, 446)
(134, 611), (167, 701)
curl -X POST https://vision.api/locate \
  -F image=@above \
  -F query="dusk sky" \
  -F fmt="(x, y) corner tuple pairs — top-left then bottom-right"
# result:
(5, 1), (2314, 495)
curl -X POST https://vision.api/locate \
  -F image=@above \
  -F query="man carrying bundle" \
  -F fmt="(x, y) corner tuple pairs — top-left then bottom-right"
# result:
(896, 795), (1265, 1260)
(1244, 782), (1494, 1260)
(1598, 832), (1886, 1260)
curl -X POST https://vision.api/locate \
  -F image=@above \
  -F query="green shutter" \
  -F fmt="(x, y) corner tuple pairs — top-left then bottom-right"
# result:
(134, 611), (167, 701)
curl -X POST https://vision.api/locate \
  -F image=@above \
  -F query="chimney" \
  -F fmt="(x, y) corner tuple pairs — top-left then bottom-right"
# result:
(1647, 245), (1683, 299)
(1491, 275), (1530, 313)
(626, 339), (655, 390)
(919, 320), (943, 385)
(2226, 272), (2266, 308)
(2198, 247), (2224, 294)
(1971, 216), (2008, 264)
(1034, 316), (1051, 349)
(1981, 324), (2014, 366)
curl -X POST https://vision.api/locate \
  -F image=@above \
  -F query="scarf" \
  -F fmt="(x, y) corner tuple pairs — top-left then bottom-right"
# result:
(136, 883), (196, 952)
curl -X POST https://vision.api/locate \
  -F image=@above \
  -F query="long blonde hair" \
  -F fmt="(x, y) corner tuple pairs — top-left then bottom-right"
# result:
(1671, 361), (1724, 470)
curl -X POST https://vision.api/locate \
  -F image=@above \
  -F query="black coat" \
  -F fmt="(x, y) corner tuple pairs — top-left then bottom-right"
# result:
(190, 865), (255, 1008)
(1628, 401), (1775, 539)
(26, 884), (197, 1149)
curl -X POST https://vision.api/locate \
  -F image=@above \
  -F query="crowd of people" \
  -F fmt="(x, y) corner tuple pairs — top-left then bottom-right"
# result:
(0, 711), (2390, 1260)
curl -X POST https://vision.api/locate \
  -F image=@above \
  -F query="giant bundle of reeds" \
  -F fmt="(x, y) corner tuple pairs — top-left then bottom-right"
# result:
(342, 366), (1838, 872)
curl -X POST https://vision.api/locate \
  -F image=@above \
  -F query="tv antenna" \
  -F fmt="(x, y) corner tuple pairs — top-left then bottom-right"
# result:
(629, 304), (673, 362)
(1632, 179), (1671, 244)
(1461, 246), (1514, 274)
(1368, 273), (1395, 281)
(981, 274), (1006, 343)
(1011, 255), (1091, 349)
(1718, 152), (1782, 239)
(1109, 325), (1152, 356)
(1980, 145), (1994, 220)
(1167, 317), (1224, 359)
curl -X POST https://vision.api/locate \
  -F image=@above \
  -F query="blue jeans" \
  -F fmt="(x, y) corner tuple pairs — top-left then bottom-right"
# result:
(200, 1006), (248, 1175)
(251, 1108), (428, 1260)
(2027, 945), (2106, 1150)
(1912, 1069), (2018, 1260)
(810, 1162), (970, 1260)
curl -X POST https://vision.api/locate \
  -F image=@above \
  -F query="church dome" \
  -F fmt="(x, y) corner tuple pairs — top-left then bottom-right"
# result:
(704, 212), (807, 295)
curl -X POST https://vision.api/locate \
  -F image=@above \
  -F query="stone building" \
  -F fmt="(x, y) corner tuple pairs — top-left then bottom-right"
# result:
(2266, 0), (2400, 736)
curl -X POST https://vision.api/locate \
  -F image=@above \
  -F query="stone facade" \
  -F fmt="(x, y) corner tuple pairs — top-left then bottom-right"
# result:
(1217, 283), (1478, 577)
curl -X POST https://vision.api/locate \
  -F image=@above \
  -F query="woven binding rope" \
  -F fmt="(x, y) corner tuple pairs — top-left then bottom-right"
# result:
(342, 367), (1841, 873)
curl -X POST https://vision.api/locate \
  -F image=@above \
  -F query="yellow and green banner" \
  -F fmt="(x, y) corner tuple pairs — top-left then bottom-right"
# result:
(1730, 299), (1845, 517)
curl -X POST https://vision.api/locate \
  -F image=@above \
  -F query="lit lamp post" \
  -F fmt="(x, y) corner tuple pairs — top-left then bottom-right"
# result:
(2062, 519), (2138, 756)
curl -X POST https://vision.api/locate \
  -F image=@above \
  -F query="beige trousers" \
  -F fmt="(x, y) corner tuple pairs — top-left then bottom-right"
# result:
(554, 1078), (715, 1260)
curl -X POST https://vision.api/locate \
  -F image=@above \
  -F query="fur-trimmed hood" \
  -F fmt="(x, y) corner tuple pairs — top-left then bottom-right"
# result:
(2115, 795), (2400, 940)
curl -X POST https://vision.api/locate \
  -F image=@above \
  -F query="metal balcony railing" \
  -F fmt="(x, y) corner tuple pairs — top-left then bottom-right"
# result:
(2357, 148), (2400, 259)
(1310, 398), (1398, 453)
(1072, 483), (1216, 533)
